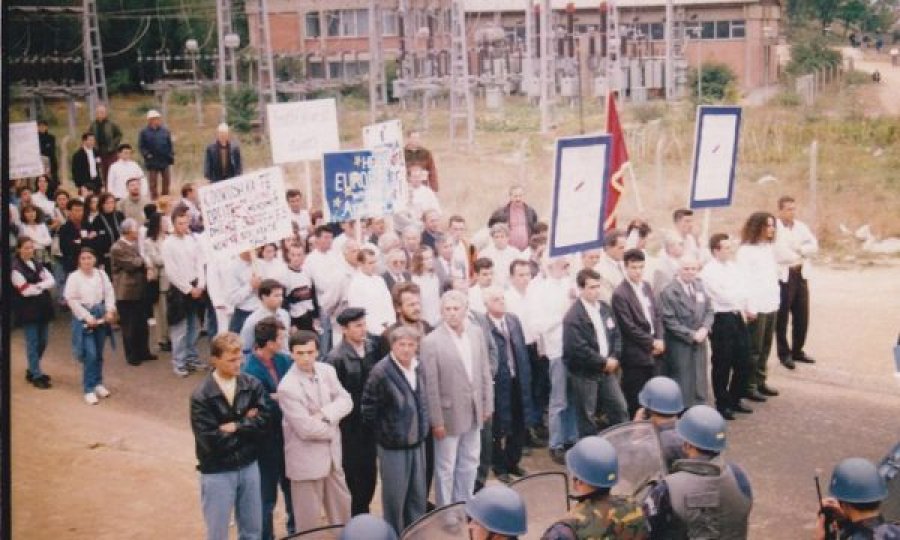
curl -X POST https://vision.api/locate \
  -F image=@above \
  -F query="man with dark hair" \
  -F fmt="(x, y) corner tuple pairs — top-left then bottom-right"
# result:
(190, 332), (269, 540)
(59, 199), (97, 274)
(204, 123), (242, 183)
(421, 209), (443, 252)
(774, 195), (818, 369)
(116, 177), (152, 225)
(815, 457), (900, 539)
(468, 257), (494, 313)
(612, 249), (665, 417)
(106, 143), (149, 200)
(564, 268), (628, 438)
(139, 109), (175, 198)
(489, 185), (539, 251)
(448, 215), (475, 277)
(177, 183), (204, 233)
(88, 104), (123, 181)
(240, 279), (291, 354)
(71, 132), (102, 195)
(285, 189), (311, 240)
(672, 208), (702, 260)
(163, 210), (207, 377)
(596, 230), (627, 299)
(380, 282), (434, 357)
(37, 119), (59, 183)
(242, 317), (294, 539)
(327, 308), (382, 515)
(347, 248), (396, 336)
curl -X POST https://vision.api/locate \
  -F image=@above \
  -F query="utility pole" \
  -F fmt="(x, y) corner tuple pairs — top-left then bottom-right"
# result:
(217, 0), (240, 119)
(664, 0), (674, 100)
(524, 0), (536, 98)
(606, 0), (620, 98)
(539, 0), (552, 133)
(253, 0), (277, 128)
(368, 0), (384, 122)
(82, 0), (108, 116)
(449, 0), (475, 144)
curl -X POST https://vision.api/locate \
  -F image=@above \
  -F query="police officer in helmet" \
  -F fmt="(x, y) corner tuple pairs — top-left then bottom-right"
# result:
(541, 436), (649, 539)
(465, 484), (528, 539)
(635, 376), (686, 472)
(815, 457), (900, 539)
(642, 405), (752, 539)
(340, 513), (398, 540)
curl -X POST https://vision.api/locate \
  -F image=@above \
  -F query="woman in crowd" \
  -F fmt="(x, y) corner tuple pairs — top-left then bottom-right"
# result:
(19, 205), (52, 267)
(90, 192), (124, 275)
(143, 212), (172, 352)
(48, 189), (71, 304)
(31, 175), (56, 217)
(255, 242), (288, 284)
(11, 237), (56, 389)
(64, 247), (117, 405)
(411, 245), (442, 327)
(85, 193), (101, 223)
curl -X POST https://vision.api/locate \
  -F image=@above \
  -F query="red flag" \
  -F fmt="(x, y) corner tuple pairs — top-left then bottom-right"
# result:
(604, 91), (630, 230)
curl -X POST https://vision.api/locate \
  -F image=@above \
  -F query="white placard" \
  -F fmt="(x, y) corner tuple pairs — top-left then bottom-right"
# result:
(362, 119), (407, 211)
(198, 167), (293, 258)
(8, 121), (44, 179)
(689, 106), (742, 208)
(267, 99), (340, 163)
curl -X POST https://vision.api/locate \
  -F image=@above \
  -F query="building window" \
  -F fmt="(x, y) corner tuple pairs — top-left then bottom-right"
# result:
(308, 61), (324, 78)
(383, 10), (399, 36)
(716, 21), (730, 39)
(329, 62), (343, 79)
(701, 21), (715, 39)
(731, 20), (746, 38)
(340, 10), (357, 36)
(306, 12), (321, 38)
(356, 9), (370, 37)
(650, 22), (664, 40)
(326, 11), (340, 37)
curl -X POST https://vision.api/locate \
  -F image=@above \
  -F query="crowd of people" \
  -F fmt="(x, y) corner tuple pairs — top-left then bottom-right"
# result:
(9, 106), (897, 540)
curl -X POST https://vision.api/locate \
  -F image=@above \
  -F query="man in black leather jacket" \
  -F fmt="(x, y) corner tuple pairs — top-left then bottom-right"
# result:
(190, 332), (270, 539)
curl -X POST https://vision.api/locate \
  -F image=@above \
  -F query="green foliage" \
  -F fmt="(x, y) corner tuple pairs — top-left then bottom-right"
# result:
(686, 63), (737, 103)
(775, 90), (803, 107)
(844, 69), (872, 85)
(631, 103), (667, 123)
(838, 0), (868, 28)
(225, 86), (259, 133)
(786, 35), (841, 76)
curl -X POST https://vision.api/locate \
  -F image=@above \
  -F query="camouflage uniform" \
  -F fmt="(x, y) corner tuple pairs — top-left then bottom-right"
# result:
(838, 515), (900, 539)
(541, 492), (650, 540)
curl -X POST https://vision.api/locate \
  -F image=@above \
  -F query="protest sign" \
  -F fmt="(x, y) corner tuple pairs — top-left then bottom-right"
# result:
(689, 106), (742, 209)
(321, 149), (400, 223)
(198, 167), (292, 258)
(548, 135), (612, 257)
(363, 119), (408, 210)
(8, 121), (44, 180)
(267, 98), (340, 164)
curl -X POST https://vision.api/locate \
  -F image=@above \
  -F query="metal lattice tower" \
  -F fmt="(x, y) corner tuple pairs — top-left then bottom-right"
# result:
(217, 0), (239, 107)
(448, 0), (474, 144)
(538, 0), (552, 133)
(368, 0), (385, 122)
(254, 0), (277, 126)
(82, 0), (108, 114)
(606, 0), (621, 96)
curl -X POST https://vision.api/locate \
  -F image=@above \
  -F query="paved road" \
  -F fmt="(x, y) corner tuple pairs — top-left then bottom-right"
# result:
(9, 264), (900, 538)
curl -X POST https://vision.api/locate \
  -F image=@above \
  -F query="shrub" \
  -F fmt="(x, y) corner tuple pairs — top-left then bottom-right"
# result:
(686, 63), (737, 103)
(225, 86), (258, 133)
(775, 90), (802, 107)
(786, 35), (841, 76)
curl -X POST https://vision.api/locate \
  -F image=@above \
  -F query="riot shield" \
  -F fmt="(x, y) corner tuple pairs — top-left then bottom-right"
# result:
(283, 523), (343, 539)
(879, 441), (900, 522)
(599, 421), (667, 501)
(510, 472), (570, 540)
(400, 502), (468, 540)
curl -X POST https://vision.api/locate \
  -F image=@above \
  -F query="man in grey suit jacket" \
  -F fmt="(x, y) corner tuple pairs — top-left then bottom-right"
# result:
(420, 290), (494, 508)
(659, 255), (715, 410)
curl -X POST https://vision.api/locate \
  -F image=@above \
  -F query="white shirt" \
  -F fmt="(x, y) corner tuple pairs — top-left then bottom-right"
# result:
(304, 248), (335, 304)
(346, 271), (396, 334)
(392, 355), (419, 391)
(504, 285), (535, 344)
(161, 233), (206, 294)
(64, 269), (116, 320)
(85, 146), (98, 179)
(206, 254), (233, 312)
(468, 286), (487, 314)
(479, 244), (524, 288)
(735, 243), (780, 314)
(447, 323), (474, 382)
(256, 257), (289, 286)
(700, 258), (748, 313)
(528, 275), (573, 359)
(31, 192), (55, 217)
(226, 259), (261, 312)
(283, 267), (316, 319)
(596, 254), (625, 291)
(21, 223), (52, 249)
(580, 298), (609, 357)
(774, 219), (818, 281)
(409, 184), (441, 218)
(289, 209), (312, 237)
(627, 278), (655, 334)
(106, 159), (149, 200)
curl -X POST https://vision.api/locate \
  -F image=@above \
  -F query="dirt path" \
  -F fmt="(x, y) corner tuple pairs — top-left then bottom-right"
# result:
(10, 264), (900, 539)
(843, 47), (900, 115)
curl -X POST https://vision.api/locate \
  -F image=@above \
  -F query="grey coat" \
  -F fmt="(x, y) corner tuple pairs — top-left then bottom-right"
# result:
(659, 279), (715, 407)
(420, 323), (494, 436)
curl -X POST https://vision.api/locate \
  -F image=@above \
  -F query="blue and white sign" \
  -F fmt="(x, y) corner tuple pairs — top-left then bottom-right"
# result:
(689, 106), (742, 209)
(322, 149), (399, 223)
(548, 135), (612, 257)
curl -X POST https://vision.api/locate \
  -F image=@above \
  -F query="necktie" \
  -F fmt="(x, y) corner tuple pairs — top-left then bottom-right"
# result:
(687, 282), (695, 298)
(500, 319), (516, 377)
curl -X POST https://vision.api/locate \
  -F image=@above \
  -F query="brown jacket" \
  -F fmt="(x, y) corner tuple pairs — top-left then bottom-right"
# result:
(110, 238), (147, 301)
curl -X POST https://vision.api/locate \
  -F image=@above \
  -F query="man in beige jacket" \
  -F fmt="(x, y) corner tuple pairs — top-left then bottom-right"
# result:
(278, 330), (353, 532)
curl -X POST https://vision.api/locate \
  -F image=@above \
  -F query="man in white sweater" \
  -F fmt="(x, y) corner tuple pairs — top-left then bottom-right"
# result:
(106, 144), (149, 200)
(162, 209), (206, 376)
(346, 248), (396, 337)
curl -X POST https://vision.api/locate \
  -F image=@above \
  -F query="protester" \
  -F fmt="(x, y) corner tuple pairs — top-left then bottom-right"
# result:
(90, 193), (124, 275)
(255, 242), (288, 285)
(65, 247), (117, 405)
(117, 177), (152, 225)
(239, 279), (291, 355)
(106, 144), (149, 200)
(139, 110), (175, 198)
(596, 230), (627, 299)
(11, 236), (56, 389)
(406, 164), (441, 219)
(404, 130), (439, 191)
(447, 215), (476, 277)
(59, 199), (97, 276)
(382, 248), (412, 292)
(410, 246), (442, 327)
(652, 232), (684, 298)
(435, 235), (468, 290)
(671, 208), (703, 260)
(421, 209), (443, 252)
(489, 185), (539, 252)
(37, 119), (59, 183)
(468, 257), (495, 314)
(71, 132), (102, 195)
(18, 205), (52, 266)
(478, 223), (523, 289)
(110, 218), (156, 366)
(286, 189), (312, 241)
(380, 282), (434, 358)
(346, 248), (396, 337)
(31, 175), (56, 217)
(88, 104), (123, 181)
(143, 212), (171, 352)
(204, 123), (242, 183)
(283, 245), (318, 332)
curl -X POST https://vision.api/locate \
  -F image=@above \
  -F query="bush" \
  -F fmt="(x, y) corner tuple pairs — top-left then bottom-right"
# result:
(787, 35), (841, 76)
(844, 69), (871, 85)
(775, 90), (802, 107)
(225, 86), (258, 133)
(687, 63), (738, 103)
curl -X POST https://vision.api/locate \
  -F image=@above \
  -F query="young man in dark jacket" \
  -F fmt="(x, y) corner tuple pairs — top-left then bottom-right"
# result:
(138, 109), (174, 198)
(190, 332), (269, 540)
(360, 326), (429, 535)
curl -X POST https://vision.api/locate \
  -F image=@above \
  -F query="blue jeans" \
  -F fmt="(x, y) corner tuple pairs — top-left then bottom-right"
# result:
(317, 313), (332, 361)
(258, 442), (294, 539)
(24, 322), (50, 378)
(170, 311), (200, 369)
(548, 357), (577, 450)
(200, 461), (262, 540)
(205, 301), (218, 337)
(229, 309), (252, 335)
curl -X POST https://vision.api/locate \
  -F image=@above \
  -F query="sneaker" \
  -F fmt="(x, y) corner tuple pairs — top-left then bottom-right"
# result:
(148, 318), (157, 327)
(173, 366), (190, 378)
(94, 385), (111, 398)
(84, 392), (99, 405)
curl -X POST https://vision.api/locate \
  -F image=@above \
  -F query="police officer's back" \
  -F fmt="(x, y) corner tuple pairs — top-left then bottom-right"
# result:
(542, 436), (649, 539)
(815, 457), (900, 540)
(642, 405), (752, 540)
(636, 376), (687, 473)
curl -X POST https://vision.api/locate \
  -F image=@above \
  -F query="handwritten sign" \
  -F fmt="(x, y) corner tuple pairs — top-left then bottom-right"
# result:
(8, 121), (44, 179)
(198, 167), (292, 257)
(689, 106), (742, 209)
(321, 149), (400, 223)
(267, 98), (340, 163)
(362, 119), (407, 210)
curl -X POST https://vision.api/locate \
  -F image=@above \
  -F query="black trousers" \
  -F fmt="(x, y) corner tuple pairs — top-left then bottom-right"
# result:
(475, 418), (493, 492)
(776, 268), (810, 359)
(343, 430), (378, 516)
(528, 345), (550, 425)
(622, 364), (657, 418)
(492, 377), (525, 475)
(710, 312), (751, 411)
(258, 438), (294, 538)
(117, 299), (151, 364)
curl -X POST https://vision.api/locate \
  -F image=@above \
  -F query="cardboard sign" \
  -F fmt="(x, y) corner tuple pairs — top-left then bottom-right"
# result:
(321, 149), (401, 223)
(548, 135), (612, 257)
(362, 119), (408, 210)
(198, 167), (292, 257)
(8, 121), (45, 179)
(267, 98), (340, 163)
(689, 106), (742, 209)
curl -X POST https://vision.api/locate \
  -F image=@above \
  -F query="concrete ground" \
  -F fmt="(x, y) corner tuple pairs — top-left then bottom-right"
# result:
(9, 264), (900, 539)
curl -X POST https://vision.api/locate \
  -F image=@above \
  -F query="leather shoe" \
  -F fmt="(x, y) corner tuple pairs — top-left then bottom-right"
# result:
(159, 341), (172, 352)
(733, 402), (753, 414)
(759, 385), (779, 397)
(509, 465), (528, 477)
(746, 390), (767, 402)
(144, 354), (159, 361)
(780, 356), (796, 370)
(32, 377), (51, 390)
(794, 353), (816, 364)
(496, 473), (515, 484)
(550, 448), (567, 465)
(718, 408), (736, 420)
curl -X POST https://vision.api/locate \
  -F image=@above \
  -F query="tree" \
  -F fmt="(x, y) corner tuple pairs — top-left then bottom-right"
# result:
(838, 0), (869, 30)
(687, 63), (737, 103)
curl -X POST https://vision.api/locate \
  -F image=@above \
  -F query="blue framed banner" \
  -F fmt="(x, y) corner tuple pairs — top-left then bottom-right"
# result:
(321, 149), (399, 223)
(548, 135), (612, 257)
(688, 106), (742, 209)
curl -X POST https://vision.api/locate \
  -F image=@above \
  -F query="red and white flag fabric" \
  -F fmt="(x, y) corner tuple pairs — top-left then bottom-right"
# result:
(604, 91), (630, 230)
